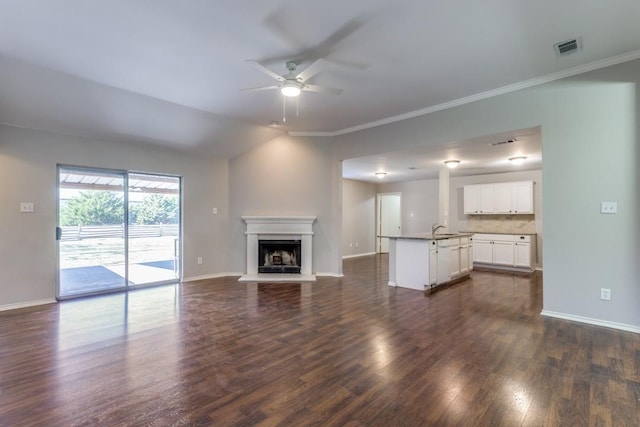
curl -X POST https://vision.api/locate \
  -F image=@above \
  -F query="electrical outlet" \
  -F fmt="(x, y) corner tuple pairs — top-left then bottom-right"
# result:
(600, 288), (611, 301)
(600, 202), (617, 214)
(349, 242), (353, 247)
(197, 257), (203, 265)
(355, 242), (359, 247)
(212, 207), (218, 215)
(20, 202), (34, 213)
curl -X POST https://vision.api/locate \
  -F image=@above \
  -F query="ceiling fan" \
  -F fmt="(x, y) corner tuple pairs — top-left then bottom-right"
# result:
(242, 58), (343, 97)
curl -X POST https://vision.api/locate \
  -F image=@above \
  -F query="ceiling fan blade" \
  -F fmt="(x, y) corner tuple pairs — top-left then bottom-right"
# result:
(325, 58), (369, 71)
(296, 58), (328, 82)
(317, 19), (363, 54)
(258, 17), (368, 69)
(304, 84), (343, 95)
(262, 8), (306, 52)
(245, 60), (285, 82)
(241, 85), (280, 92)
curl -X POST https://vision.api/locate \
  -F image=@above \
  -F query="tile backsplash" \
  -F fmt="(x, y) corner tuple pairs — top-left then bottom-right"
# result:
(466, 215), (536, 234)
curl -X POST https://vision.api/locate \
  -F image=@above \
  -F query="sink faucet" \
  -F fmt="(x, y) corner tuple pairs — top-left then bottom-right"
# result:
(432, 223), (445, 235)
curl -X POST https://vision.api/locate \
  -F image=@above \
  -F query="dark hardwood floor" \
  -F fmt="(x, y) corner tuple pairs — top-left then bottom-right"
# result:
(1, 255), (639, 426)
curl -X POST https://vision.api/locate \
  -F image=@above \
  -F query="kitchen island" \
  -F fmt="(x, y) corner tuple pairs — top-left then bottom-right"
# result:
(385, 232), (473, 291)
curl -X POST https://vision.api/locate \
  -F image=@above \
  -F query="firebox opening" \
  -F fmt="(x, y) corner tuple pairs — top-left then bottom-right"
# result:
(258, 240), (302, 274)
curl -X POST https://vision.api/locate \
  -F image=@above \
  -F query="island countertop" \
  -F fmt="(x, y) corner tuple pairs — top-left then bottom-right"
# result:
(379, 232), (473, 241)
(460, 231), (537, 236)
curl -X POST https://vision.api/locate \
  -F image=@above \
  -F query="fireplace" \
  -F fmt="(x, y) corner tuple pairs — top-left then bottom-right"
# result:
(240, 216), (316, 282)
(258, 240), (301, 274)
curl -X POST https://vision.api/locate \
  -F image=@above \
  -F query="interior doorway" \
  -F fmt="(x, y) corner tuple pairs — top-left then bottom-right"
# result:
(377, 193), (401, 253)
(57, 166), (181, 299)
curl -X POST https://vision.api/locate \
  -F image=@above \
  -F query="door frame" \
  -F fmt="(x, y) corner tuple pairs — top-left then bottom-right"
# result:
(376, 192), (402, 253)
(56, 165), (182, 299)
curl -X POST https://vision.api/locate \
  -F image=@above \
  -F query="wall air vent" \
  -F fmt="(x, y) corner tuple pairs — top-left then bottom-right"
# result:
(554, 37), (582, 57)
(489, 138), (517, 147)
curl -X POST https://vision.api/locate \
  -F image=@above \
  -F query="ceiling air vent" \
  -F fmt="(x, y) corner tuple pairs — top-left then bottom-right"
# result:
(489, 138), (517, 147)
(554, 37), (582, 57)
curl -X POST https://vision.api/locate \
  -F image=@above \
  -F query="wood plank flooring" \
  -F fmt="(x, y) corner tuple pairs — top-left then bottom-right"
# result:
(1, 254), (639, 426)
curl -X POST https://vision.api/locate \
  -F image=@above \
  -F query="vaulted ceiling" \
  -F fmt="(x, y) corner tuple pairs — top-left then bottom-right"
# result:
(1, 0), (640, 160)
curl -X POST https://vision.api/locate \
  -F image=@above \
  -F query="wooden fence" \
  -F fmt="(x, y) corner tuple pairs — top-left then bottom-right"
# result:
(60, 224), (179, 241)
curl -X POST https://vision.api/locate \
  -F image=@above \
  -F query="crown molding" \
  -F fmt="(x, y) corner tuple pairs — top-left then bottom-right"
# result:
(289, 49), (640, 138)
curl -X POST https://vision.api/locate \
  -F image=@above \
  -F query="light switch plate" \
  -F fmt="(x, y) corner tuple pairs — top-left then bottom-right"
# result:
(600, 202), (617, 214)
(20, 202), (34, 213)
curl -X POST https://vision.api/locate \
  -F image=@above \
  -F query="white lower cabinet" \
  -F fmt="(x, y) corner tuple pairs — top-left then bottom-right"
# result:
(460, 237), (470, 274)
(450, 239), (461, 278)
(514, 236), (534, 268)
(428, 240), (438, 285)
(473, 239), (493, 264)
(435, 237), (472, 285)
(472, 233), (535, 271)
(493, 241), (514, 265)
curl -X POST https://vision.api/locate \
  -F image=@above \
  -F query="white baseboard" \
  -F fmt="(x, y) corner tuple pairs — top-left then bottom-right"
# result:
(184, 272), (345, 282)
(342, 252), (376, 259)
(541, 310), (640, 334)
(182, 272), (242, 283)
(535, 267), (543, 272)
(316, 272), (345, 278)
(239, 273), (316, 282)
(0, 298), (57, 312)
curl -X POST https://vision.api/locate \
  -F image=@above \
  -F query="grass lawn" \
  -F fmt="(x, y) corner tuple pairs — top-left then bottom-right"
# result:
(60, 236), (178, 268)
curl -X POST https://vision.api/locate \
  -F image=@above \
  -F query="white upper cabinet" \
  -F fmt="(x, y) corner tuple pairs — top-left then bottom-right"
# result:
(463, 181), (534, 215)
(511, 181), (534, 214)
(493, 183), (512, 214)
(463, 185), (480, 214)
(478, 185), (495, 214)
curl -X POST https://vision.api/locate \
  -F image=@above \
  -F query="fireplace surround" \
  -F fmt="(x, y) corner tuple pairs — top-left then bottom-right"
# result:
(240, 216), (316, 282)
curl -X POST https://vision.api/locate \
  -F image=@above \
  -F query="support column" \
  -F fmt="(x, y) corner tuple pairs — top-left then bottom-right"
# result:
(439, 168), (450, 231)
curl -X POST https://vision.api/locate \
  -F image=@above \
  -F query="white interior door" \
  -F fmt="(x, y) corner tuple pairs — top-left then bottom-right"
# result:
(378, 193), (401, 253)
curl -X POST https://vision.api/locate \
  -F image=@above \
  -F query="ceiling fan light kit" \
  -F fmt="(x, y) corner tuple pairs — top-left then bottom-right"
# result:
(280, 82), (302, 97)
(375, 172), (387, 179)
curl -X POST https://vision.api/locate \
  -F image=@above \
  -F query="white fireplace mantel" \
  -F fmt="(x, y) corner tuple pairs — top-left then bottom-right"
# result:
(239, 216), (316, 282)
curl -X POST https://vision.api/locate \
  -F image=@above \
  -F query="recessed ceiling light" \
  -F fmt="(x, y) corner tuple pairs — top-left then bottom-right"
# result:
(374, 172), (387, 179)
(444, 160), (460, 169)
(509, 156), (527, 165)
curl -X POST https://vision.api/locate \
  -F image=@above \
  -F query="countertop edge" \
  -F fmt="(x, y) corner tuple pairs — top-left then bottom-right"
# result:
(379, 233), (474, 241)
(460, 231), (537, 236)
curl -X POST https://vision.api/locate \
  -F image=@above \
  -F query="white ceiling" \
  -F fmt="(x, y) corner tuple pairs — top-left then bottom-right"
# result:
(1, 0), (639, 162)
(343, 127), (541, 183)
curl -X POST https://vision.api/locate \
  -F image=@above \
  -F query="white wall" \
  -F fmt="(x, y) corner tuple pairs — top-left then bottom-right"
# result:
(0, 125), (229, 307)
(377, 179), (439, 234)
(334, 59), (640, 331)
(342, 179), (376, 257)
(228, 134), (342, 275)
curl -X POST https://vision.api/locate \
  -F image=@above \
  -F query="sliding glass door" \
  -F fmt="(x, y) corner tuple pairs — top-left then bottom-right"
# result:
(127, 173), (180, 286)
(57, 166), (181, 299)
(57, 167), (127, 297)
